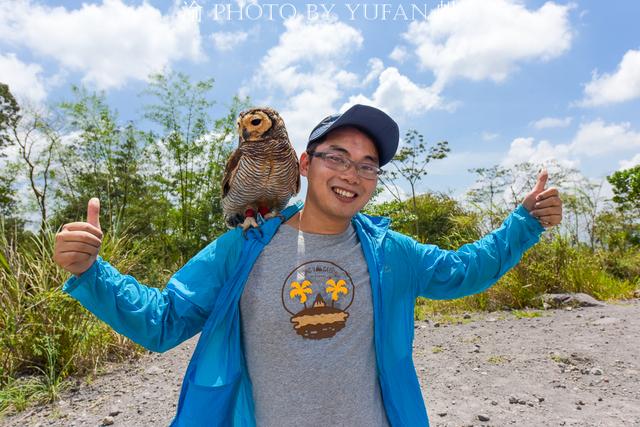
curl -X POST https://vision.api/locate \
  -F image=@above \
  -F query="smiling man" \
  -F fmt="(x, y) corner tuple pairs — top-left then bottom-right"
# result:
(54, 104), (563, 426)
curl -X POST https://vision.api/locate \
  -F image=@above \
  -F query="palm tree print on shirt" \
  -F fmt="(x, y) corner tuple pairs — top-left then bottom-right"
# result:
(281, 260), (355, 340)
(289, 280), (312, 308)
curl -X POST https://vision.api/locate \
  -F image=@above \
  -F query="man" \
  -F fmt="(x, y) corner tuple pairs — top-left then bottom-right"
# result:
(53, 104), (562, 426)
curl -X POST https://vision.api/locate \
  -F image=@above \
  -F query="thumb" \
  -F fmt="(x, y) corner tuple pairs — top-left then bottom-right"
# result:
(87, 197), (101, 230)
(532, 168), (548, 194)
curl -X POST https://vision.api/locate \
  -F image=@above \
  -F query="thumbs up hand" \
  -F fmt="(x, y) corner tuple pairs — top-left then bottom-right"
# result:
(53, 198), (103, 275)
(522, 169), (563, 229)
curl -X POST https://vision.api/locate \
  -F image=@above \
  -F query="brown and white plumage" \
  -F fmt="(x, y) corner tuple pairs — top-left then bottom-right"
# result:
(221, 107), (300, 230)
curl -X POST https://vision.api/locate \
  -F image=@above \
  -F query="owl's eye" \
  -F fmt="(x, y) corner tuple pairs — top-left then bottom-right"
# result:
(251, 118), (262, 126)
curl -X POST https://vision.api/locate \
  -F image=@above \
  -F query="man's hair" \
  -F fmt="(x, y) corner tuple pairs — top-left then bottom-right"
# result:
(306, 138), (325, 158)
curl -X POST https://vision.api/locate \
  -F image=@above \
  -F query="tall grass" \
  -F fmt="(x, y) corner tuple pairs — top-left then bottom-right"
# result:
(415, 233), (639, 319)
(0, 224), (151, 415)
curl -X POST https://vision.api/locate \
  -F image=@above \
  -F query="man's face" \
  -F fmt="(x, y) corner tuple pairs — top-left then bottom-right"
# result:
(300, 126), (379, 224)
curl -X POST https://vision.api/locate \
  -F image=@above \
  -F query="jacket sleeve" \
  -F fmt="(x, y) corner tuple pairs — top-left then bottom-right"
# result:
(62, 229), (243, 353)
(410, 204), (544, 300)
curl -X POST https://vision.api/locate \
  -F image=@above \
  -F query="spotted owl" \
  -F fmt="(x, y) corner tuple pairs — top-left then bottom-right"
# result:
(221, 107), (300, 230)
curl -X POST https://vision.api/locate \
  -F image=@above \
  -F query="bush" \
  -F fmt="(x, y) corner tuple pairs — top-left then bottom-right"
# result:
(414, 233), (637, 319)
(0, 225), (151, 414)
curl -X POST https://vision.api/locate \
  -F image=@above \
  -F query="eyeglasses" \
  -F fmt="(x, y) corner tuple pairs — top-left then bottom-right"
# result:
(307, 151), (382, 180)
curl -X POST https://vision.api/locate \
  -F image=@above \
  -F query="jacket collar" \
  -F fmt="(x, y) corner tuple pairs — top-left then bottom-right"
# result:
(245, 200), (391, 244)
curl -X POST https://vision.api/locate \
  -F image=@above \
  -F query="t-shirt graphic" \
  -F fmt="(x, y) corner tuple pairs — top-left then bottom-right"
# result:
(281, 260), (355, 339)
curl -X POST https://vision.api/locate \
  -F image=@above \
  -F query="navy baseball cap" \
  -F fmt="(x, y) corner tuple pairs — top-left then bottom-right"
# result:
(307, 104), (399, 166)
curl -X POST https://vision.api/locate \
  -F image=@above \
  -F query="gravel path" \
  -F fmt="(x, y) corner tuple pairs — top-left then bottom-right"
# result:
(3, 299), (639, 427)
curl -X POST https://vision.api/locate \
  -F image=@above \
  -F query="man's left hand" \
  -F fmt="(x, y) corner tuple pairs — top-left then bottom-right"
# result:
(522, 168), (562, 229)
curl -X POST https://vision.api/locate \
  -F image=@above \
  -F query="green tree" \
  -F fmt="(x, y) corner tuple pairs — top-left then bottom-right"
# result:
(379, 129), (449, 236)
(55, 86), (153, 238)
(0, 83), (20, 219)
(608, 165), (640, 218)
(365, 192), (480, 248)
(142, 72), (248, 258)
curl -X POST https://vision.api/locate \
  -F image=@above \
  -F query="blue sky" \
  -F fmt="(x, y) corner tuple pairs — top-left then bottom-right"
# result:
(1, 0), (639, 203)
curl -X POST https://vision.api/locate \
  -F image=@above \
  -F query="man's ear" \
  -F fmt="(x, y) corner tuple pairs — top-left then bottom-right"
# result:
(300, 151), (310, 177)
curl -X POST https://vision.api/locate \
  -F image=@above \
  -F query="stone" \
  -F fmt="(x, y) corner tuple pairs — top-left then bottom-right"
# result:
(540, 293), (606, 308)
(145, 365), (165, 375)
(590, 367), (603, 375)
(101, 416), (115, 426)
(478, 414), (490, 422)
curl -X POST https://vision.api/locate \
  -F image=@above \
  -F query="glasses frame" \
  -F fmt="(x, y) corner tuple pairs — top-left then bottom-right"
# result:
(307, 150), (383, 180)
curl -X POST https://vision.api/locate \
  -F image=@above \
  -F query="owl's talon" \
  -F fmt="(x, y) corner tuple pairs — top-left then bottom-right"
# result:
(240, 216), (259, 231)
(263, 210), (279, 220)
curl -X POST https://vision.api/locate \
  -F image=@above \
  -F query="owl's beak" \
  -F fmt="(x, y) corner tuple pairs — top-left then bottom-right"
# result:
(242, 128), (250, 140)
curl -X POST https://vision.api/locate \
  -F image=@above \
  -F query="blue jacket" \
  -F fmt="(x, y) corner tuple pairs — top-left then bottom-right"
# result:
(63, 201), (544, 426)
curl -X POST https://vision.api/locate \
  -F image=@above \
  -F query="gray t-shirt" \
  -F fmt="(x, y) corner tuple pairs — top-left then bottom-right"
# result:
(239, 223), (390, 427)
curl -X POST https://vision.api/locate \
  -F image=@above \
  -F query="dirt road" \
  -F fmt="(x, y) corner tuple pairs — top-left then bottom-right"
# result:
(3, 299), (639, 426)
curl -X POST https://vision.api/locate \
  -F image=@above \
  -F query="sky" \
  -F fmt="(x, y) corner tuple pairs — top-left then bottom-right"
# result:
(1, 0), (639, 204)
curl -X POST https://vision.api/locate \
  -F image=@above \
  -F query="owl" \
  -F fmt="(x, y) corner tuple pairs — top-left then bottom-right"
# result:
(221, 107), (300, 230)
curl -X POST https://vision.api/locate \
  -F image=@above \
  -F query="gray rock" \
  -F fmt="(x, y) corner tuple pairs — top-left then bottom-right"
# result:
(540, 293), (606, 308)
(590, 367), (603, 375)
(109, 408), (122, 417)
(101, 416), (115, 426)
(478, 414), (490, 421)
(145, 365), (165, 375)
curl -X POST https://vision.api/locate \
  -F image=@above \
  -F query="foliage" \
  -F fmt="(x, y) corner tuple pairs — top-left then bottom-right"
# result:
(608, 165), (640, 217)
(414, 233), (637, 318)
(467, 160), (575, 233)
(0, 225), (145, 414)
(378, 129), (449, 236)
(0, 82), (20, 152)
(365, 192), (480, 248)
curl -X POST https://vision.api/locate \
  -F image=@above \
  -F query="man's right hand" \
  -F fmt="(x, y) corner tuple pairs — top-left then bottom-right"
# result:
(53, 198), (103, 276)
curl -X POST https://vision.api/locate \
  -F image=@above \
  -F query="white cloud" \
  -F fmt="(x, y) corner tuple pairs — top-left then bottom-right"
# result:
(579, 49), (640, 107)
(210, 30), (249, 51)
(0, 0), (204, 90)
(570, 120), (640, 156)
(403, 0), (573, 90)
(249, 15), (363, 154)
(389, 46), (408, 63)
(619, 153), (640, 171)
(362, 58), (385, 86)
(0, 53), (47, 104)
(531, 116), (573, 129)
(502, 119), (640, 170)
(482, 131), (499, 141)
(343, 67), (444, 117)
(502, 137), (576, 169)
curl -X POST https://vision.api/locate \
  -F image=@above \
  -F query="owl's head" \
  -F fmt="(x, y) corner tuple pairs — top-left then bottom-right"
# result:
(237, 107), (283, 142)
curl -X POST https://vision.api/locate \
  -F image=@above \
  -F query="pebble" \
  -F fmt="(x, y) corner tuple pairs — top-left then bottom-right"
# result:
(491, 400), (498, 406)
(437, 412), (447, 417)
(434, 322), (441, 327)
(590, 367), (603, 375)
(145, 365), (165, 375)
(463, 313), (472, 319)
(101, 416), (115, 426)
(109, 408), (121, 417)
(478, 414), (490, 421)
